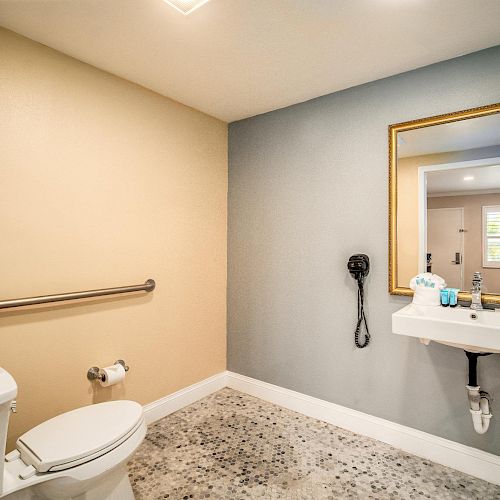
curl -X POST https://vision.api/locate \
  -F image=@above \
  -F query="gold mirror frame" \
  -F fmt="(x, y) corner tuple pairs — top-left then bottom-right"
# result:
(389, 102), (500, 304)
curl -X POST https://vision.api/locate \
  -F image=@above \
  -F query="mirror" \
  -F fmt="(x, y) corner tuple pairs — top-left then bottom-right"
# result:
(389, 103), (500, 303)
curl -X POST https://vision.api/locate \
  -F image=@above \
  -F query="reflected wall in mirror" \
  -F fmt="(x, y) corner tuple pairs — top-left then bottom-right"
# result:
(389, 103), (500, 303)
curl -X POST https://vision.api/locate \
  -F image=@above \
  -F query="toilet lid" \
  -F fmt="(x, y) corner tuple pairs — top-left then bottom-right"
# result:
(17, 400), (144, 473)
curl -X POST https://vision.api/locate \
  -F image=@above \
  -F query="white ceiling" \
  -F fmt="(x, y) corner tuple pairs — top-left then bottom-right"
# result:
(427, 164), (500, 195)
(398, 113), (500, 158)
(1, 0), (500, 122)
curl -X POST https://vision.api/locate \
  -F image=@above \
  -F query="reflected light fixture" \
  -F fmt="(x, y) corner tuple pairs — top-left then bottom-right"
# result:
(463, 176), (474, 181)
(162, 0), (211, 15)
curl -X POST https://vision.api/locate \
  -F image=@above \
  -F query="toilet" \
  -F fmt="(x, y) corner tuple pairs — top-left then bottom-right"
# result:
(0, 367), (146, 499)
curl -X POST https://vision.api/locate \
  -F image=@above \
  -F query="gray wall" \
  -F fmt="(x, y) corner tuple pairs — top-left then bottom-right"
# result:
(228, 46), (500, 455)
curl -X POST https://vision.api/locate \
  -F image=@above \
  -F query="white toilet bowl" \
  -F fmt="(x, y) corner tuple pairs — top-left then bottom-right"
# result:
(0, 368), (146, 500)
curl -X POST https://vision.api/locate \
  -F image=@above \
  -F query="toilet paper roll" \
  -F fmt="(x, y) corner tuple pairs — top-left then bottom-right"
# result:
(99, 363), (126, 387)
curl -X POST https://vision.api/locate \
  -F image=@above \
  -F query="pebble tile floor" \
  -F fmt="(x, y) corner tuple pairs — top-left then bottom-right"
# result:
(128, 388), (500, 499)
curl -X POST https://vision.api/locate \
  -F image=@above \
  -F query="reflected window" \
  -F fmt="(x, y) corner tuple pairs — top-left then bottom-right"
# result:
(483, 205), (500, 268)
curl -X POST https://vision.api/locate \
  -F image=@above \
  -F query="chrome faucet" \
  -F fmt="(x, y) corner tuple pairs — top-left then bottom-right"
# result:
(470, 272), (483, 310)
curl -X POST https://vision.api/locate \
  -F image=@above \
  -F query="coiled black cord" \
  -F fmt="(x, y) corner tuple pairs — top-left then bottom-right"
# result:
(354, 277), (370, 348)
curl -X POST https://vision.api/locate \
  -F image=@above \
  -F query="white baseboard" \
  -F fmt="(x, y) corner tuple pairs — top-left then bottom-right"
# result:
(226, 371), (500, 486)
(143, 371), (227, 425)
(142, 370), (500, 486)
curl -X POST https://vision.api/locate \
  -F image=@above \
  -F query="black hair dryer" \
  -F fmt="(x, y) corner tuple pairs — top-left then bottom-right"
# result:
(347, 254), (371, 348)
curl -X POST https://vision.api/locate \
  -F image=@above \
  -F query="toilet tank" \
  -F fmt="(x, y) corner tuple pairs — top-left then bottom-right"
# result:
(0, 368), (17, 496)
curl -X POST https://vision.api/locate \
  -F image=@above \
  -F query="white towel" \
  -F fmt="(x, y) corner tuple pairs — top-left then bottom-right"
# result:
(410, 273), (446, 307)
(412, 287), (441, 306)
(409, 273), (446, 291)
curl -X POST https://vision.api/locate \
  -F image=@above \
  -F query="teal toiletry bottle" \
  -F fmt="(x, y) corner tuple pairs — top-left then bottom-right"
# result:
(449, 288), (459, 307)
(440, 288), (450, 307)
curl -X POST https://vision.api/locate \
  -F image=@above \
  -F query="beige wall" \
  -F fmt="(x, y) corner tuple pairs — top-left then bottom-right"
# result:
(428, 193), (500, 292)
(396, 145), (500, 287)
(0, 29), (227, 450)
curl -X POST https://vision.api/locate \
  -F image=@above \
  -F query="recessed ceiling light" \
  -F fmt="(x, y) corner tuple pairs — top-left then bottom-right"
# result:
(463, 176), (474, 181)
(162, 0), (211, 15)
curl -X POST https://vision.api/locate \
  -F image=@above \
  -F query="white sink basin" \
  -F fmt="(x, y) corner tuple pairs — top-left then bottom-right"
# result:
(392, 304), (500, 353)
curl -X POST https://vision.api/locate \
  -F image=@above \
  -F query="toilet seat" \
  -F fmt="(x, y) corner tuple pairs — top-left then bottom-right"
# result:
(16, 401), (143, 473)
(2, 414), (147, 499)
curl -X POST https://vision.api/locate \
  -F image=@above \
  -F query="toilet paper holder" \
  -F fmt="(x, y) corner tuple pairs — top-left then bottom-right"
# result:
(87, 360), (129, 382)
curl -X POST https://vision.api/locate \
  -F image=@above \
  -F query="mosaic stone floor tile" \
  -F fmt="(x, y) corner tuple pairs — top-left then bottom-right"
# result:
(128, 388), (500, 499)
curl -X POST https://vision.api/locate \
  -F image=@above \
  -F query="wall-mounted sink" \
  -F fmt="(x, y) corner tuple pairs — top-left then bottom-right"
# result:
(392, 304), (500, 353)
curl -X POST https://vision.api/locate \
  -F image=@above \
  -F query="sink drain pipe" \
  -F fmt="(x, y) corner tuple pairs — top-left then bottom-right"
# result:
(465, 351), (493, 434)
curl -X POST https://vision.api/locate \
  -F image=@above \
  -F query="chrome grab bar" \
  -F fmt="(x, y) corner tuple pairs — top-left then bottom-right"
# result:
(0, 279), (155, 309)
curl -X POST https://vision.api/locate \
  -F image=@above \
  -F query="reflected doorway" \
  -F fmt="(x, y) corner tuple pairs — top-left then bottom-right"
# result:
(427, 207), (464, 290)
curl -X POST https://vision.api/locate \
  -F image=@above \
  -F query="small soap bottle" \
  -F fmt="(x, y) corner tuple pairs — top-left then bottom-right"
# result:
(449, 288), (459, 308)
(440, 288), (450, 307)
